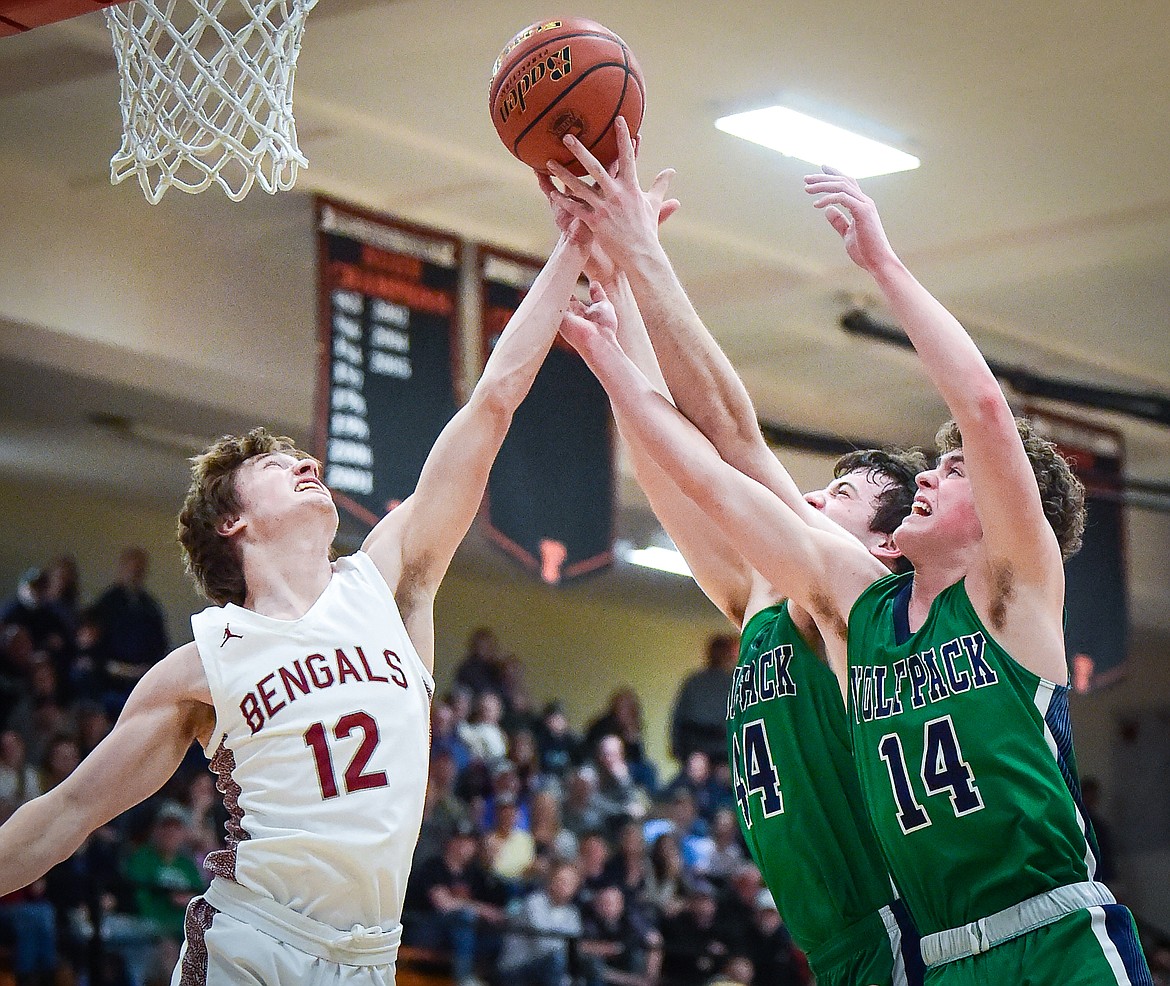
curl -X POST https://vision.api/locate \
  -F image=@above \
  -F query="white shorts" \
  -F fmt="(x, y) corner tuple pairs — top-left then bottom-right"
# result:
(172, 897), (398, 986)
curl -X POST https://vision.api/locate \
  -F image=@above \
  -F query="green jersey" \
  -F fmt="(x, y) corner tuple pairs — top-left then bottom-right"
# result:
(726, 601), (895, 957)
(847, 573), (1099, 936)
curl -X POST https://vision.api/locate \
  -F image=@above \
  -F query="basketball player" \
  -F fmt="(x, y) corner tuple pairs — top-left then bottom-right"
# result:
(553, 154), (1151, 983)
(541, 127), (925, 986)
(0, 222), (593, 985)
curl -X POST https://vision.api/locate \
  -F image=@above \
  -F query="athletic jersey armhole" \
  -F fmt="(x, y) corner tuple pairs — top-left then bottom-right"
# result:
(952, 578), (1069, 689)
(187, 630), (228, 758)
(350, 550), (436, 700)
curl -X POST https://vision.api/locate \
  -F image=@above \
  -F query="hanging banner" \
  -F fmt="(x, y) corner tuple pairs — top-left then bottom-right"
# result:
(477, 245), (614, 584)
(315, 198), (461, 528)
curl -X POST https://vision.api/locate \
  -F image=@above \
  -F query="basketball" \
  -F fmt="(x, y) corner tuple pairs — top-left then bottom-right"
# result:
(488, 17), (645, 176)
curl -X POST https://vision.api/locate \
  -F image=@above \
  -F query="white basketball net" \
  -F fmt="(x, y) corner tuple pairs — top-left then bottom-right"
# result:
(106, 0), (319, 204)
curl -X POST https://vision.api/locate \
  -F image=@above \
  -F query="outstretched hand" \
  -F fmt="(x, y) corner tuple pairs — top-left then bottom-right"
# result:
(558, 279), (618, 356)
(541, 117), (679, 268)
(805, 167), (899, 274)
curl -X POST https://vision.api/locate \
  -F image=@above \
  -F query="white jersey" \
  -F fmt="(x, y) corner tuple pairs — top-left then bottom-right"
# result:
(190, 550), (433, 933)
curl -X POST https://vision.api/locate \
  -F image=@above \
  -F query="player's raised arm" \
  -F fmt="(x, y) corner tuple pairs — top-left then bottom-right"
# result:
(806, 173), (1069, 604)
(362, 224), (590, 660)
(547, 122), (841, 538)
(559, 285), (886, 665)
(0, 643), (212, 897)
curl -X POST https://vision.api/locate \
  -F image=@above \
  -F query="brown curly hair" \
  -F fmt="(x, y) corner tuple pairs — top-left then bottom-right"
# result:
(177, 428), (312, 606)
(934, 418), (1085, 560)
(834, 447), (930, 573)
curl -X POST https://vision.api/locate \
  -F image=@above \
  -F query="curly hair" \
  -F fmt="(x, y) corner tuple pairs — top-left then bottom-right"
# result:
(834, 447), (930, 573)
(934, 418), (1085, 560)
(177, 428), (311, 606)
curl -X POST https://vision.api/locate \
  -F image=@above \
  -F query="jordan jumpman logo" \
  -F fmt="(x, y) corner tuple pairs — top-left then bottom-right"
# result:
(220, 625), (244, 647)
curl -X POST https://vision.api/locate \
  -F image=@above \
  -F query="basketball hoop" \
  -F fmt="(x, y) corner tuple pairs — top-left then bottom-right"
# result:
(105, 0), (319, 204)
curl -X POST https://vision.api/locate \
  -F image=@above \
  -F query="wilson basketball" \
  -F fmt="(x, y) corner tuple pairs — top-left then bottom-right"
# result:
(489, 17), (645, 176)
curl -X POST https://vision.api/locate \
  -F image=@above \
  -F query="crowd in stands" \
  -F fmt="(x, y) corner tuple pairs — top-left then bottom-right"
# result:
(2, 551), (1167, 986)
(404, 626), (808, 986)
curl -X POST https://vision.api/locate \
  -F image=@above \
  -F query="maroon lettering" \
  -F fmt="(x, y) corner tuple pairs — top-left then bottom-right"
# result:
(257, 672), (286, 717)
(279, 660), (311, 702)
(306, 653), (334, 688)
(240, 692), (265, 734)
(356, 646), (389, 683)
(384, 649), (409, 689)
(336, 648), (363, 684)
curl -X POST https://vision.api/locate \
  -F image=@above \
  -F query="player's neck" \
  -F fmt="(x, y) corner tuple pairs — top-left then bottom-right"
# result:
(905, 552), (971, 631)
(240, 539), (335, 620)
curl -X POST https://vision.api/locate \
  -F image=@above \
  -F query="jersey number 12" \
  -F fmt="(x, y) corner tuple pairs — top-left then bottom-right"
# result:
(303, 711), (389, 800)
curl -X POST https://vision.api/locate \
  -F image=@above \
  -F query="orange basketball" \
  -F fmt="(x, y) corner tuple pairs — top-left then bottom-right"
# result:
(489, 17), (645, 176)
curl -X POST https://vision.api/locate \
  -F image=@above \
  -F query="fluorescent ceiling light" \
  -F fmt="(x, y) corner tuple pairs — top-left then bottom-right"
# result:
(624, 544), (693, 578)
(715, 106), (920, 179)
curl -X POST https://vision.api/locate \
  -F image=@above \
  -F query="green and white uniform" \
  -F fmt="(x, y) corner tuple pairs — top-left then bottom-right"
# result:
(847, 573), (1150, 984)
(726, 601), (922, 986)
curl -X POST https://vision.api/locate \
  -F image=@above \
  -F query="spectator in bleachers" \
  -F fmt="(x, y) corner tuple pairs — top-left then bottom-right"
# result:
(662, 750), (722, 822)
(645, 831), (689, 921)
(433, 697), (474, 775)
(696, 807), (746, 887)
(707, 954), (755, 986)
(508, 727), (546, 800)
(65, 607), (106, 706)
(36, 734), (80, 798)
(0, 876), (58, 984)
(669, 634), (738, 764)
(602, 819), (652, 923)
(529, 789), (577, 873)
(5, 660), (71, 765)
(535, 700), (583, 786)
(0, 567), (71, 670)
(575, 830), (612, 911)
(91, 546), (169, 715)
(75, 700), (112, 758)
(405, 823), (506, 986)
(585, 688), (657, 793)
(713, 864), (764, 957)
(743, 889), (809, 986)
(483, 760), (531, 832)
(0, 728), (40, 823)
(645, 789), (712, 873)
(416, 750), (474, 869)
(42, 555), (81, 640)
(562, 766), (607, 838)
(578, 883), (663, 986)
(455, 627), (506, 701)
(122, 804), (204, 944)
(496, 860), (583, 986)
(177, 772), (225, 872)
(461, 691), (509, 765)
(485, 794), (536, 892)
(659, 880), (731, 986)
(592, 736), (651, 825)
(500, 655), (542, 735)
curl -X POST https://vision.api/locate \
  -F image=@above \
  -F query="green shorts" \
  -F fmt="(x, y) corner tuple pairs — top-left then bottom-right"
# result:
(805, 902), (922, 986)
(926, 904), (1150, 985)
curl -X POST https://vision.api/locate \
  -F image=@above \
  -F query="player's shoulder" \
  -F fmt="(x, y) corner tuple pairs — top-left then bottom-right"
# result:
(144, 641), (213, 706)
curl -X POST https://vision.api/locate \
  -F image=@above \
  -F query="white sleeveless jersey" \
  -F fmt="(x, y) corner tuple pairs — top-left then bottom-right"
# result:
(190, 551), (433, 933)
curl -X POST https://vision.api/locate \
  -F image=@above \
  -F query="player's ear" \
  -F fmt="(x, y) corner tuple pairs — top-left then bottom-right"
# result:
(871, 531), (901, 564)
(217, 513), (245, 538)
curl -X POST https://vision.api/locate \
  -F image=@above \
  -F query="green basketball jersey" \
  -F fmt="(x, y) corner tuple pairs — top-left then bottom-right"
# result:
(847, 572), (1099, 936)
(726, 601), (895, 957)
